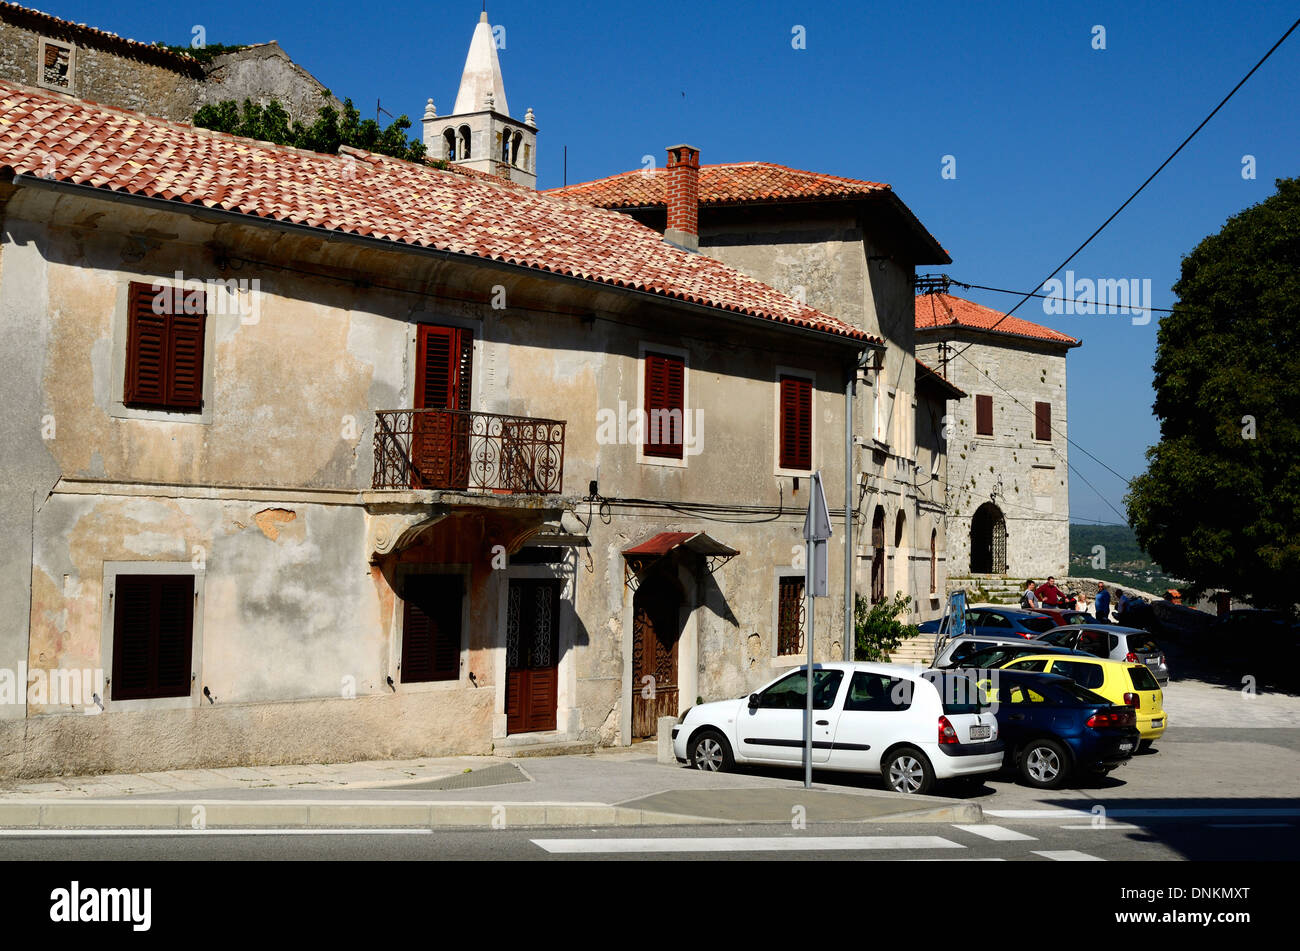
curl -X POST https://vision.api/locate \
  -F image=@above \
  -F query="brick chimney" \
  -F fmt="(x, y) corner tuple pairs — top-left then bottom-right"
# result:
(664, 144), (700, 251)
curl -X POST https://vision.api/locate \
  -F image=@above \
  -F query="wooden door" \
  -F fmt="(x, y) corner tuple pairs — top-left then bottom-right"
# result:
(506, 579), (561, 734)
(413, 325), (472, 489)
(631, 575), (681, 739)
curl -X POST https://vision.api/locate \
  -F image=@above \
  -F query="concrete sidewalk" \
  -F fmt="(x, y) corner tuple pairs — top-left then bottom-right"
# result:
(0, 747), (981, 829)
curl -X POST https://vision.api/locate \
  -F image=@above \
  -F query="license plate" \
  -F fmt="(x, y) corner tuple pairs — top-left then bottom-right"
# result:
(1118, 741), (1134, 752)
(1151, 719), (1163, 728)
(970, 724), (991, 740)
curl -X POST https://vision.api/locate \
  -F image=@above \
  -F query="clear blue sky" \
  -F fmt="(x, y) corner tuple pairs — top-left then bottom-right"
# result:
(57, 0), (1300, 523)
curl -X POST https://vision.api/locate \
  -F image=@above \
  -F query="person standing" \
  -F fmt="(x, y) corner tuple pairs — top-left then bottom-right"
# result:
(1095, 582), (1111, 622)
(1020, 580), (1040, 610)
(1036, 576), (1064, 608)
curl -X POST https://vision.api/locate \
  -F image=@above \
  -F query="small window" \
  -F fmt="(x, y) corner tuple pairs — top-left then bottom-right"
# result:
(1127, 665), (1160, 692)
(1051, 660), (1105, 690)
(777, 577), (805, 656)
(778, 374), (812, 471)
(1007, 659), (1048, 673)
(844, 673), (912, 712)
(643, 351), (685, 459)
(111, 575), (194, 701)
(1034, 401), (1052, 440)
(39, 38), (73, 90)
(458, 125), (472, 160)
(975, 394), (993, 435)
(443, 128), (457, 161)
(123, 281), (206, 412)
(757, 669), (843, 710)
(401, 574), (462, 682)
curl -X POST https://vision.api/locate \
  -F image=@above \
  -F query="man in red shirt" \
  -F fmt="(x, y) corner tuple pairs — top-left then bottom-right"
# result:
(1036, 576), (1064, 608)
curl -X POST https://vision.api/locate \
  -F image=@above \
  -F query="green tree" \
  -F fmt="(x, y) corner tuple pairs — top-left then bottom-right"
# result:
(853, 593), (918, 661)
(192, 97), (428, 163)
(1126, 177), (1300, 610)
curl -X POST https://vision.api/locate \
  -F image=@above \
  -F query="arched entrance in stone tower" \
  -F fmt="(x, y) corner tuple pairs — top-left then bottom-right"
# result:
(970, 502), (1007, 574)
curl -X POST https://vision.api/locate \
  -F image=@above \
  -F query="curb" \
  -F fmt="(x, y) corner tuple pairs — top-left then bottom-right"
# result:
(0, 797), (982, 829)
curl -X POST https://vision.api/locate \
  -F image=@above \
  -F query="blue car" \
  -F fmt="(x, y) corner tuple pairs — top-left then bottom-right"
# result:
(919, 606), (1058, 639)
(976, 670), (1140, 788)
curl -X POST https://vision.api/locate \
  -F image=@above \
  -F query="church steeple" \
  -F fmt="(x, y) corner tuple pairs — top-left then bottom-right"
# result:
(423, 8), (539, 189)
(454, 11), (509, 117)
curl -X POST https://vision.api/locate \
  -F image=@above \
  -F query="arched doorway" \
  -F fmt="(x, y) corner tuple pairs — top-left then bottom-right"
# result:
(870, 506), (886, 603)
(631, 566), (684, 738)
(970, 502), (1007, 574)
(893, 510), (908, 600)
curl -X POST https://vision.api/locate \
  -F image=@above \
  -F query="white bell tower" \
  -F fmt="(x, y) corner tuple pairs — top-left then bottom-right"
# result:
(422, 9), (538, 189)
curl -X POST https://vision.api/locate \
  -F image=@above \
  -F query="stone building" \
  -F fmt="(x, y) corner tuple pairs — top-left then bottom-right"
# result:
(914, 292), (1080, 582)
(0, 79), (874, 776)
(0, 2), (337, 124)
(550, 158), (960, 621)
(422, 10), (538, 188)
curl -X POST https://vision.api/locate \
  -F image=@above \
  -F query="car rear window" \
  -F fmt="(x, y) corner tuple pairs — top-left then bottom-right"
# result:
(1127, 665), (1160, 691)
(1047, 681), (1113, 706)
(1038, 630), (1073, 646)
(922, 672), (990, 714)
(1020, 617), (1056, 634)
(1050, 660), (1106, 690)
(1129, 637), (1160, 654)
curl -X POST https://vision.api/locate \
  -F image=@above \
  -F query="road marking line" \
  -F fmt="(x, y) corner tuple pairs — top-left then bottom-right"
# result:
(953, 824), (1036, 841)
(989, 808), (1300, 820)
(0, 828), (433, 837)
(531, 835), (964, 854)
(1032, 850), (1105, 861)
(1059, 824), (1141, 831)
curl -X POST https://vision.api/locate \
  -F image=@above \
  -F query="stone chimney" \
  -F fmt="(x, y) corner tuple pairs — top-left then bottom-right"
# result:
(664, 144), (700, 251)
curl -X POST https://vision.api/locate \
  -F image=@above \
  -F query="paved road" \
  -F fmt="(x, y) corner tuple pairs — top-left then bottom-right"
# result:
(1, 814), (1294, 860)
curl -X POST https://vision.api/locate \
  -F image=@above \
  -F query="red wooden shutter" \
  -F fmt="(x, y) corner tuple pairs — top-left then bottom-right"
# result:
(1034, 401), (1052, 441)
(644, 351), (684, 459)
(415, 325), (462, 410)
(111, 574), (193, 701)
(401, 574), (461, 683)
(975, 394), (993, 435)
(124, 282), (205, 411)
(124, 282), (168, 407)
(779, 374), (812, 470)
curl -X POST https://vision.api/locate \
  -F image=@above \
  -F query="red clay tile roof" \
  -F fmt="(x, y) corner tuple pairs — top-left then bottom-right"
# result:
(915, 293), (1080, 347)
(915, 357), (967, 399)
(549, 161), (950, 265)
(548, 162), (890, 208)
(0, 82), (875, 344)
(0, 2), (203, 72)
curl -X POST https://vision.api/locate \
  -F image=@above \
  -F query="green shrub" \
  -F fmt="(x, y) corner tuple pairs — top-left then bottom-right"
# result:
(854, 592), (919, 661)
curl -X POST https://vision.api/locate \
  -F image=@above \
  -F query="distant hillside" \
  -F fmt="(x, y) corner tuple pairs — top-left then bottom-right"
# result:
(1069, 524), (1181, 593)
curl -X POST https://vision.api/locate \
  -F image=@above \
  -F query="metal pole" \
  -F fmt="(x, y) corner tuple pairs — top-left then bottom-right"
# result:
(845, 366), (855, 662)
(805, 539), (814, 789)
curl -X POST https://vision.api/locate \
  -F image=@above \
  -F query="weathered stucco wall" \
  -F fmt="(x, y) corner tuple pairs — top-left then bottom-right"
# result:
(1, 181), (859, 776)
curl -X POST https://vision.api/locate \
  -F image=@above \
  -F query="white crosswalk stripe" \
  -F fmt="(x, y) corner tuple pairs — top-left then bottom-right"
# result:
(1033, 849), (1105, 861)
(953, 824), (1036, 842)
(531, 835), (964, 854)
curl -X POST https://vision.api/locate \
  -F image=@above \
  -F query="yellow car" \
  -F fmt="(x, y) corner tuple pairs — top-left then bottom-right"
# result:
(995, 654), (1167, 747)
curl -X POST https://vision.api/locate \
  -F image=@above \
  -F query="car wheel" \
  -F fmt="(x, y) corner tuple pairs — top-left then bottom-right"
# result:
(1019, 739), (1070, 789)
(689, 729), (734, 772)
(882, 747), (935, 795)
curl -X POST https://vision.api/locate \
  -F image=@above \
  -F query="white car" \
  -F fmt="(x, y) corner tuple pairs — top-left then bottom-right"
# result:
(671, 662), (1003, 794)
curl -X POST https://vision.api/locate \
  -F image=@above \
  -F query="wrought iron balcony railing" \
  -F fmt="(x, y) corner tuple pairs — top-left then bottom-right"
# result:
(372, 409), (565, 493)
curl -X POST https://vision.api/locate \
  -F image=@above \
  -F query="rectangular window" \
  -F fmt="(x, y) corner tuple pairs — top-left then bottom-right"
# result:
(778, 374), (813, 471)
(124, 281), (206, 412)
(777, 577), (805, 656)
(401, 574), (462, 682)
(111, 575), (194, 701)
(39, 39), (73, 89)
(1034, 401), (1052, 441)
(975, 394), (993, 436)
(643, 351), (685, 459)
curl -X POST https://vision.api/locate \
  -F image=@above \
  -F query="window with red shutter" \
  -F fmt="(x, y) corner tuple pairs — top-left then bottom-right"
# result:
(779, 374), (813, 470)
(1034, 401), (1052, 441)
(124, 282), (206, 412)
(111, 574), (194, 701)
(643, 351), (685, 459)
(975, 394), (993, 436)
(400, 574), (462, 683)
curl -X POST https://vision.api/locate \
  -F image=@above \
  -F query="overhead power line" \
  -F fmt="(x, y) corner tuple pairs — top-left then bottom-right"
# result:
(944, 15), (1300, 361)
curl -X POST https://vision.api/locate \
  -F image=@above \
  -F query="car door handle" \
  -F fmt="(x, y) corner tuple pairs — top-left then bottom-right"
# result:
(815, 719), (829, 726)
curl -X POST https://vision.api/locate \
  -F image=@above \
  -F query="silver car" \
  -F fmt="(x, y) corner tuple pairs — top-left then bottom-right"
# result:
(1036, 624), (1170, 684)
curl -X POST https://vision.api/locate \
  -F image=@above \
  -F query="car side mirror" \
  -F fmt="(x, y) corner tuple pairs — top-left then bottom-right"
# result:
(748, 693), (760, 709)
